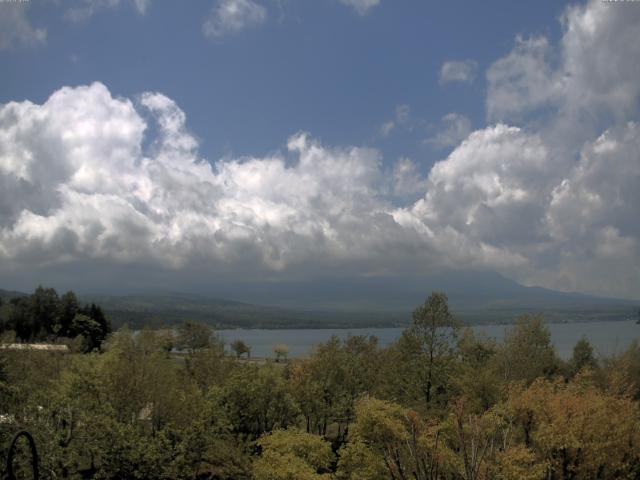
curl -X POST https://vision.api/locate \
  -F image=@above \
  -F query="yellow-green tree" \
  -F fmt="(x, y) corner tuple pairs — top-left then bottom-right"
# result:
(337, 396), (454, 480)
(253, 428), (334, 480)
(507, 379), (640, 478)
(446, 397), (545, 480)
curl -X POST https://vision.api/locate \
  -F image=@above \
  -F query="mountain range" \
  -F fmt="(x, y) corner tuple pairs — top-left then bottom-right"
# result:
(2, 271), (637, 329)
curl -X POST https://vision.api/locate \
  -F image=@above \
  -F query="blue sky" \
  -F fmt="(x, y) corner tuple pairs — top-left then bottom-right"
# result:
(0, 0), (639, 301)
(2, 1), (566, 165)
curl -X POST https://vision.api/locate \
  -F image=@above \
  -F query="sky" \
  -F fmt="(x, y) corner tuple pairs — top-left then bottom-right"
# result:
(0, 0), (639, 301)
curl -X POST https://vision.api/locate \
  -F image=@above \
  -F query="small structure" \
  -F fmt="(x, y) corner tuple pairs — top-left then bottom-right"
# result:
(0, 343), (69, 352)
(273, 343), (289, 362)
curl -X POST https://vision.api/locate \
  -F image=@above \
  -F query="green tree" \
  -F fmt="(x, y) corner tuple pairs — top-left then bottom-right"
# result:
(30, 285), (60, 338)
(166, 416), (252, 480)
(7, 297), (32, 341)
(0, 287), (109, 347)
(453, 328), (501, 412)
(494, 315), (559, 384)
(600, 339), (640, 399)
(155, 328), (176, 355)
(569, 336), (597, 377)
(396, 292), (459, 408)
(185, 341), (235, 392)
(70, 314), (103, 353)
(335, 440), (389, 480)
(221, 364), (299, 439)
(100, 327), (189, 427)
(230, 339), (251, 359)
(57, 291), (79, 337)
(290, 335), (380, 438)
(0, 297), (9, 334)
(79, 303), (111, 338)
(176, 320), (214, 353)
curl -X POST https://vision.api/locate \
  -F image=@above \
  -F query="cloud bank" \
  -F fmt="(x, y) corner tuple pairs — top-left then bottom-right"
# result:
(0, 0), (638, 299)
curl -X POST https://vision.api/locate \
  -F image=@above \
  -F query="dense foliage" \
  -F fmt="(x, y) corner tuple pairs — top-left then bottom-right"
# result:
(1, 291), (640, 479)
(0, 286), (111, 352)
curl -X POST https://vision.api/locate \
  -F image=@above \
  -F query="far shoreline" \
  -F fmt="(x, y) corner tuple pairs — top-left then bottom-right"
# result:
(211, 315), (637, 331)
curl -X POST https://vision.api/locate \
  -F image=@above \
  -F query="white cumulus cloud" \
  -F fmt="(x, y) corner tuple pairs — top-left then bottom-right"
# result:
(0, 83), (405, 277)
(0, 74), (639, 298)
(487, 1), (640, 128)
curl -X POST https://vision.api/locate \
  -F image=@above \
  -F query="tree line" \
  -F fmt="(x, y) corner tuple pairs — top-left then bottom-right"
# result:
(1, 292), (640, 479)
(0, 286), (111, 353)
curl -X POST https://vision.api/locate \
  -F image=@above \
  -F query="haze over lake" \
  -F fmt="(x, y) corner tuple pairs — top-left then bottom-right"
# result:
(219, 320), (640, 360)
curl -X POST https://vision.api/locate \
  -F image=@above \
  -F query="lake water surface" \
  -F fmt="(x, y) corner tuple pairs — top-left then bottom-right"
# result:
(218, 320), (640, 359)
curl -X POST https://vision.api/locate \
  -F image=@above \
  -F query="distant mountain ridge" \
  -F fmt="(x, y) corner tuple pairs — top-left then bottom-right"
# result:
(76, 291), (410, 329)
(0, 288), (28, 301)
(1, 271), (638, 329)
(197, 270), (635, 313)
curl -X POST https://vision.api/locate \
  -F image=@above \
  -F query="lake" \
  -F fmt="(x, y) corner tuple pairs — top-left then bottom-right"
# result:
(218, 320), (640, 359)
